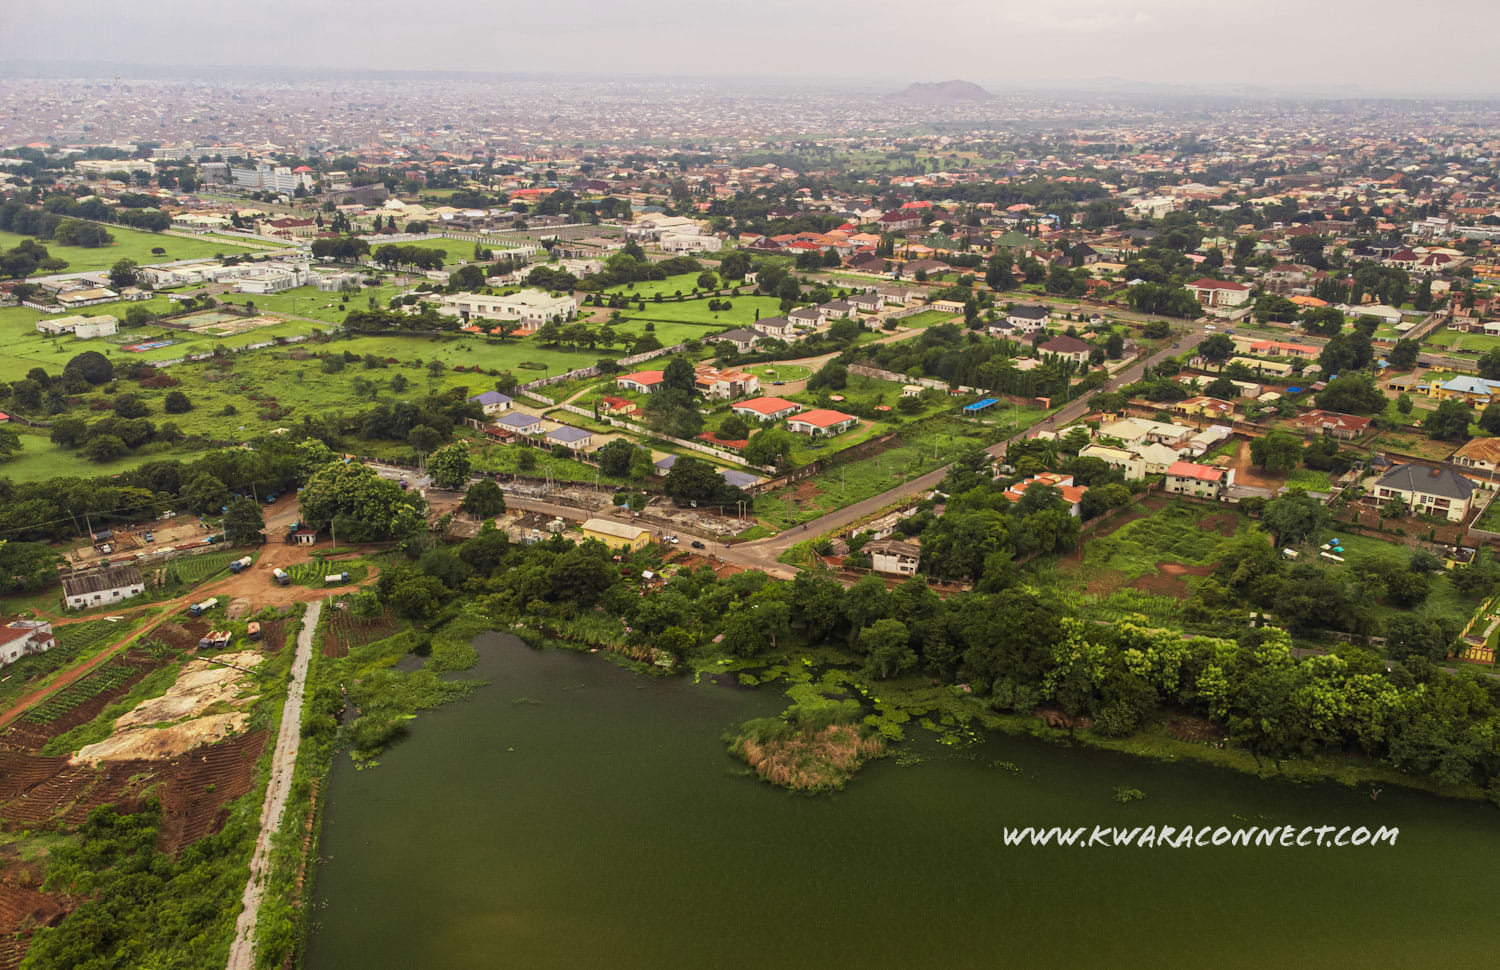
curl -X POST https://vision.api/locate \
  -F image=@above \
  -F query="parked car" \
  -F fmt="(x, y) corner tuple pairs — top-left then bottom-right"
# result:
(144, 532), (154, 543)
(691, 540), (706, 550)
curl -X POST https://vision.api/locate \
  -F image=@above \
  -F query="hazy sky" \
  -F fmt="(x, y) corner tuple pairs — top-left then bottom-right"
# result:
(6, 0), (1500, 96)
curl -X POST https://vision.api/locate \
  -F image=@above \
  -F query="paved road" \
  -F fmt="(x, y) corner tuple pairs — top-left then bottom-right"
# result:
(226, 599), (322, 970)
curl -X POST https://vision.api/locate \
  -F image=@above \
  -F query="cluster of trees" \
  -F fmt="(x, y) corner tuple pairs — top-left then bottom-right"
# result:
(1125, 282), (1202, 318)
(0, 198), (115, 250)
(311, 236), (371, 262)
(0, 237), (67, 277)
(372, 243), (445, 271)
(574, 247), (703, 292)
(299, 459), (428, 543)
(862, 323), (1087, 401)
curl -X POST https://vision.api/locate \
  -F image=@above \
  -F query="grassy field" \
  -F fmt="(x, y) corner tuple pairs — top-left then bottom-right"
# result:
(0, 299), (331, 381)
(0, 226), (264, 274)
(214, 283), (406, 325)
(746, 363), (811, 383)
(604, 272), (719, 299)
(894, 310), (959, 329)
(608, 293), (786, 330)
(1370, 430), (1461, 462)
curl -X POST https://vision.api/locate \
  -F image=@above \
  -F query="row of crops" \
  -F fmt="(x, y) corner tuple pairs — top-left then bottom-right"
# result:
(284, 561), (368, 588)
(21, 661), (143, 725)
(163, 552), (241, 587)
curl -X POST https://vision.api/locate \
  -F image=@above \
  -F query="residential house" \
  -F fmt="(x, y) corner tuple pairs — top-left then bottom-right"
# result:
(545, 426), (593, 451)
(693, 366), (760, 400)
(1037, 334), (1092, 364)
(714, 328), (762, 353)
(820, 300), (856, 319)
(1164, 461), (1233, 499)
(493, 412), (544, 436)
(789, 306), (825, 329)
(1187, 278), (1251, 308)
(1005, 304), (1051, 333)
(0, 619), (54, 667)
(848, 292), (882, 313)
(786, 409), (858, 437)
(1291, 410), (1372, 441)
(1248, 339), (1320, 359)
(1451, 437), (1500, 476)
(581, 518), (651, 552)
(1096, 418), (1195, 450)
(1432, 376), (1500, 409)
(1003, 472), (1088, 516)
(878, 210), (923, 232)
(62, 564), (145, 611)
(438, 288), (578, 328)
(600, 396), (638, 416)
(1174, 396), (1238, 421)
(752, 316), (797, 341)
(616, 370), (666, 394)
(867, 539), (921, 577)
(733, 396), (802, 422)
(1079, 444), (1144, 479)
(1373, 463), (1476, 522)
(466, 390), (513, 415)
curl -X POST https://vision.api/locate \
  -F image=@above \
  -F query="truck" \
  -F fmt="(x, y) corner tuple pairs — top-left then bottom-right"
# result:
(228, 555), (254, 574)
(247, 621), (262, 641)
(272, 567), (290, 587)
(187, 597), (219, 618)
(324, 572), (350, 586)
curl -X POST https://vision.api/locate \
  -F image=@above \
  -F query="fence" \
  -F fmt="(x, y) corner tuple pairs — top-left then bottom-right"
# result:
(886, 303), (950, 322)
(556, 406), (773, 471)
(747, 431), (901, 494)
(848, 363), (950, 392)
(514, 342), (687, 392)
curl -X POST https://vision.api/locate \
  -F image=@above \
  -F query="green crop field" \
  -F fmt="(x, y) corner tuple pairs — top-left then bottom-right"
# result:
(165, 552), (241, 586)
(0, 226), (264, 274)
(22, 659), (144, 725)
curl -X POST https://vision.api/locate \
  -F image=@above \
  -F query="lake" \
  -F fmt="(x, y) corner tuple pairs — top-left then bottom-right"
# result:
(305, 633), (1498, 969)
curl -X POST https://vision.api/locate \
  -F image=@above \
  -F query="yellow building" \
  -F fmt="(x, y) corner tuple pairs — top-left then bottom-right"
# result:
(581, 518), (652, 552)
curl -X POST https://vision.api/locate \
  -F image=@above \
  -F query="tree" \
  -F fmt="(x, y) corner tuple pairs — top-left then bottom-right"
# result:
(1388, 338), (1420, 370)
(300, 460), (426, 541)
(82, 434), (128, 463)
(460, 479), (507, 519)
(390, 373), (410, 394)
(1479, 348), (1500, 381)
(742, 428), (794, 468)
(223, 497), (266, 545)
(0, 427), (20, 462)
(1197, 334), (1234, 368)
(661, 356), (695, 393)
(717, 414), (750, 441)
(1427, 398), (1473, 441)
(112, 394), (150, 419)
(181, 472), (230, 514)
(1249, 431), (1303, 473)
(427, 441), (472, 489)
(63, 350), (113, 386)
(1300, 306), (1346, 337)
(1314, 373), (1386, 416)
(163, 390), (192, 414)
(859, 618), (916, 679)
(107, 258), (138, 290)
(596, 438), (645, 478)
(1262, 490), (1329, 545)
(1397, 393), (1415, 416)
(407, 425), (444, 456)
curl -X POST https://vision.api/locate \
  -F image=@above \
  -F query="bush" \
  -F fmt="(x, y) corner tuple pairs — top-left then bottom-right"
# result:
(163, 390), (192, 413)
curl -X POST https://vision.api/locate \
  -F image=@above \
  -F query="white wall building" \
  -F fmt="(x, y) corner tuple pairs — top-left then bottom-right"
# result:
(439, 289), (578, 327)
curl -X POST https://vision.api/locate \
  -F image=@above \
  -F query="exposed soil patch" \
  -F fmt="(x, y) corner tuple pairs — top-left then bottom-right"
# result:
(322, 609), (400, 659)
(0, 651), (170, 754)
(1223, 440), (1286, 491)
(1165, 714), (1225, 743)
(1198, 511), (1238, 537)
(1128, 561), (1213, 599)
(257, 618), (288, 653)
(1033, 706), (1094, 731)
(153, 620), (210, 653)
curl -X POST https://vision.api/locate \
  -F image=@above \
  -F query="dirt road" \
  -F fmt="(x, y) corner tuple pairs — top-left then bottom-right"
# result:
(226, 599), (321, 970)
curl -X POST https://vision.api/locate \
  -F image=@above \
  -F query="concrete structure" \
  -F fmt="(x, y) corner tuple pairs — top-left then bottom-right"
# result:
(1187, 278), (1252, 308)
(867, 538), (921, 576)
(1164, 461), (1232, 499)
(35, 314), (118, 339)
(1291, 410), (1372, 440)
(786, 409), (858, 437)
(616, 370), (665, 394)
(693, 365), (759, 400)
(545, 426), (593, 451)
(62, 563), (145, 611)
(714, 328), (762, 353)
(493, 412), (544, 435)
(732, 396), (802, 422)
(1450, 437), (1500, 475)
(1373, 464), (1476, 522)
(1005, 304), (1051, 333)
(439, 289), (577, 328)
(467, 391), (513, 415)
(581, 518), (652, 552)
(0, 619), (54, 667)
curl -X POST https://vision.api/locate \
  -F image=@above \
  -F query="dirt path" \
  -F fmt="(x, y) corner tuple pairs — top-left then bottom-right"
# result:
(226, 599), (320, 970)
(0, 621), (149, 730)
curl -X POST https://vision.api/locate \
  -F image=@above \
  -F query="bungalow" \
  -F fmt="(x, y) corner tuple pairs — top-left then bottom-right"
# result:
(1037, 334), (1091, 364)
(62, 563), (145, 611)
(1187, 278), (1251, 308)
(600, 396), (638, 416)
(493, 411), (544, 436)
(1079, 443), (1144, 479)
(545, 426), (593, 451)
(1373, 463), (1476, 522)
(789, 306), (825, 328)
(616, 370), (666, 394)
(1432, 376), (1500, 409)
(466, 390), (513, 415)
(847, 292), (882, 313)
(1164, 460), (1233, 499)
(733, 396), (802, 422)
(820, 300), (856, 320)
(1006, 304), (1051, 333)
(1003, 472), (1088, 516)
(581, 518), (651, 552)
(867, 538), (922, 577)
(753, 316), (797, 340)
(1291, 410), (1372, 441)
(0, 619), (54, 667)
(1249, 339), (1320, 359)
(878, 210), (923, 232)
(714, 328), (762, 353)
(786, 408), (858, 437)
(1174, 396), (1237, 421)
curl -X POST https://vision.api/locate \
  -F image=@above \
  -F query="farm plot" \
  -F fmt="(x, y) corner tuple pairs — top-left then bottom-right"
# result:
(322, 609), (401, 659)
(159, 552), (239, 587)
(283, 561), (369, 588)
(0, 620), (130, 714)
(1059, 499), (1252, 601)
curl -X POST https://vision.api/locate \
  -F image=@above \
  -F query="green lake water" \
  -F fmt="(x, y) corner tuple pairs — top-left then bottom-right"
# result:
(305, 634), (1499, 969)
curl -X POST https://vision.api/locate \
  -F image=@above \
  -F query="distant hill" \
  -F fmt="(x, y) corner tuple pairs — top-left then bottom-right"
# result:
(888, 80), (993, 103)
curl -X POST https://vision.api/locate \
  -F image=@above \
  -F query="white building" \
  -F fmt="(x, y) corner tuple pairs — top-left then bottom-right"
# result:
(62, 564), (146, 611)
(36, 314), (119, 339)
(439, 289), (578, 328)
(0, 619), (54, 667)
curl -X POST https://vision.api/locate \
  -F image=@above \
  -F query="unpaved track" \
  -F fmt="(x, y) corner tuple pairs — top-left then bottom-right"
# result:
(226, 599), (321, 970)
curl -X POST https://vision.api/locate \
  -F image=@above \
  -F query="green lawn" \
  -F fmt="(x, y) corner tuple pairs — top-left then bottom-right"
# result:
(214, 283), (406, 325)
(0, 226), (264, 274)
(0, 299), (330, 381)
(746, 363), (811, 383)
(608, 293), (786, 330)
(605, 272), (718, 299)
(894, 310), (959, 329)
(1437, 332), (1500, 353)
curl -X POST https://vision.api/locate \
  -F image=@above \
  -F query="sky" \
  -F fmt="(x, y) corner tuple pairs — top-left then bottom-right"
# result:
(5, 0), (1500, 97)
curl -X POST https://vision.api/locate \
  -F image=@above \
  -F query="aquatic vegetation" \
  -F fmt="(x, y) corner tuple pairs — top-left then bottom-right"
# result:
(729, 706), (884, 792)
